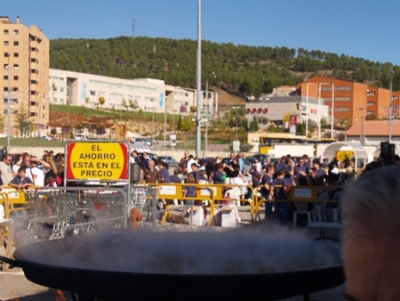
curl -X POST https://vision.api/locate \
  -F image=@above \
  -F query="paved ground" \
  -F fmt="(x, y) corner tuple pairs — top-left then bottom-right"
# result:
(0, 206), (345, 301)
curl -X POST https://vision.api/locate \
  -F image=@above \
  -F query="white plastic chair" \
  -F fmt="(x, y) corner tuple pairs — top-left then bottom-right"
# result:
(293, 202), (312, 228)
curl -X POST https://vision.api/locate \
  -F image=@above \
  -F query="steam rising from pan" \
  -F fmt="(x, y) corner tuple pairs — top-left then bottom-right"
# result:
(23, 226), (342, 275)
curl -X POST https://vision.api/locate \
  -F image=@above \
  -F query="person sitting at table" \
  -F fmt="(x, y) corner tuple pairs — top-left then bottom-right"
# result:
(8, 167), (34, 190)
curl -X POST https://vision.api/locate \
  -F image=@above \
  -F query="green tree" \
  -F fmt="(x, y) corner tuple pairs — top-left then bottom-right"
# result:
(177, 115), (193, 131)
(366, 113), (379, 120)
(249, 116), (259, 132)
(121, 99), (128, 112)
(14, 105), (33, 137)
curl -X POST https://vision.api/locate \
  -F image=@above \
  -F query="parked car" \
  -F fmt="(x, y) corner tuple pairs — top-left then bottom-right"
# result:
(135, 137), (152, 146)
(158, 156), (179, 168)
(37, 136), (53, 141)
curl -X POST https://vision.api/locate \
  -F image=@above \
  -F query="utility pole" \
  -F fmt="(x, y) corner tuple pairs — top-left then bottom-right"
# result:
(195, 0), (202, 158)
(389, 68), (394, 143)
(7, 54), (11, 150)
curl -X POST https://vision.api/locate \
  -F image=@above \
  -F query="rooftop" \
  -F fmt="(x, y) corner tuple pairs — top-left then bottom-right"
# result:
(346, 120), (400, 136)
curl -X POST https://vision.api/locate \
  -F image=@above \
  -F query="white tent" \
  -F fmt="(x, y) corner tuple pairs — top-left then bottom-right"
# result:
(322, 142), (368, 171)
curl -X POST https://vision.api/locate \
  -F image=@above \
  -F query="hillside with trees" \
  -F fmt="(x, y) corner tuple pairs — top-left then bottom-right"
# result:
(50, 37), (400, 99)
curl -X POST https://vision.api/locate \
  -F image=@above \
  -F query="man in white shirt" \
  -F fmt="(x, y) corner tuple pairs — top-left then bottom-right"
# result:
(186, 155), (198, 174)
(26, 157), (45, 187)
(0, 154), (15, 186)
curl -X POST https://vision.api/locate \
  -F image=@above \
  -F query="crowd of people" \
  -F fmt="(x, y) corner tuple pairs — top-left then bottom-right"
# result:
(128, 149), (361, 224)
(0, 151), (65, 190)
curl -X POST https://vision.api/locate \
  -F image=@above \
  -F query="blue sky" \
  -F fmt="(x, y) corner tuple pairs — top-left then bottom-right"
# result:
(4, 0), (400, 65)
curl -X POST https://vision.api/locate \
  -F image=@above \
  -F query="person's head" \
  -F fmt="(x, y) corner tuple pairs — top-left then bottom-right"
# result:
(342, 165), (400, 300)
(276, 168), (286, 178)
(230, 168), (240, 178)
(148, 160), (155, 169)
(30, 156), (39, 167)
(266, 164), (275, 174)
(157, 161), (165, 169)
(183, 151), (189, 158)
(22, 154), (31, 168)
(215, 162), (224, 171)
(312, 159), (320, 169)
(131, 150), (138, 158)
(17, 167), (26, 178)
(298, 158), (304, 165)
(173, 168), (181, 176)
(2, 154), (12, 166)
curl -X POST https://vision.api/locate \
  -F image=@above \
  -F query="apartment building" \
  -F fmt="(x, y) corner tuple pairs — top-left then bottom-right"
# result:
(0, 16), (49, 136)
(297, 76), (400, 127)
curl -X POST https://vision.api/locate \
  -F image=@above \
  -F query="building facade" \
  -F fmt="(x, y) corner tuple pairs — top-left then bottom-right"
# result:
(297, 76), (400, 127)
(245, 95), (330, 126)
(49, 69), (219, 117)
(0, 16), (49, 136)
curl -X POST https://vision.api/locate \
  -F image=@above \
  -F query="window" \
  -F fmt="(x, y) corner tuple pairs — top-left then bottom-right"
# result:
(13, 41), (19, 46)
(4, 52), (9, 57)
(3, 76), (7, 80)
(367, 101), (376, 106)
(13, 53), (18, 57)
(3, 98), (17, 104)
(3, 41), (9, 46)
(30, 102), (37, 106)
(60, 87), (64, 92)
(53, 98), (57, 102)
(13, 76), (18, 80)
(3, 29), (9, 35)
(13, 64), (19, 70)
(13, 30), (19, 35)
(12, 87), (18, 92)
(3, 64), (9, 69)
(3, 87), (9, 92)
(90, 90), (96, 96)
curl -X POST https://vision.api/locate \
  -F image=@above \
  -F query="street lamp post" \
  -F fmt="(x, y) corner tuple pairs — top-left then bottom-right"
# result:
(389, 68), (394, 143)
(205, 78), (209, 157)
(204, 72), (216, 158)
(330, 83), (335, 139)
(6, 54), (11, 150)
(151, 99), (155, 145)
(164, 96), (167, 148)
(232, 106), (239, 140)
(195, 0), (202, 158)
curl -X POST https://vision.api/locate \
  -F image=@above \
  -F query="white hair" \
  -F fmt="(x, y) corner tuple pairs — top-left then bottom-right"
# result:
(342, 165), (400, 237)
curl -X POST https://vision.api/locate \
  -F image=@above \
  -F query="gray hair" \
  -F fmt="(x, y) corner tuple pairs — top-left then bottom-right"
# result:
(342, 165), (400, 237)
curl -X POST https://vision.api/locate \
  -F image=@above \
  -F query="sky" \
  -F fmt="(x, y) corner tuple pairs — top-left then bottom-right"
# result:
(3, 0), (400, 65)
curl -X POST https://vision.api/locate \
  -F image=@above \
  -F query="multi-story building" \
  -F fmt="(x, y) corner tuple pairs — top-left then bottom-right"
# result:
(0, 16), (49, 136)
(297, 76), (400, 127)
(245, 96), (330, 126)
(49, 69), (218, 116)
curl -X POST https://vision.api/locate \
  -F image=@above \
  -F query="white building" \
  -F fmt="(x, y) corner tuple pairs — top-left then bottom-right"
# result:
(49, 69), (218, 115)
(245, 95), (330, 125)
